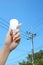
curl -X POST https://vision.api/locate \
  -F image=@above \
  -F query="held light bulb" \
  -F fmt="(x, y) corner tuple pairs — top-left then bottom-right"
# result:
(10, 19), (18, 31)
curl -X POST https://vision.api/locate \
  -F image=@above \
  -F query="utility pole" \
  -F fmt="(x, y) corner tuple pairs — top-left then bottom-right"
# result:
(26, 32), (36, 65)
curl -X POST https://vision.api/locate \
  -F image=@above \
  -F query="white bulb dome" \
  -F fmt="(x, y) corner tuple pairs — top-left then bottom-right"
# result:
(10, 19), (18, 30)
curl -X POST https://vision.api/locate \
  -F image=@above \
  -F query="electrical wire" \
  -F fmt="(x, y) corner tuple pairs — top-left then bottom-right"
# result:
(0, 21), (9, 28)
(0, 17), (9, 30)
(0, 17), (9, 24)
(0, 24), (8, 30)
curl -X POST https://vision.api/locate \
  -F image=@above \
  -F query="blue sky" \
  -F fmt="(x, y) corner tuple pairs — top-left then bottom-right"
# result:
(0, 0), (43, 65)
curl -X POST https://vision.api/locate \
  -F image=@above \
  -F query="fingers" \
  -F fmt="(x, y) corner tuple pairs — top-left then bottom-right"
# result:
(13, 28), (20, 43)
(9, 23), (22, 43)
(13, 29), (19, 35)
(15, 37), (21, 43)
(13, 32), (20, 40)
(13, 23), (22, 37)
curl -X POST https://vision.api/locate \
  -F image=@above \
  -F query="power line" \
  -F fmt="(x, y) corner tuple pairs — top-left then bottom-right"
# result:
(0, 24), (8, 30)
(0, 17), (9, 30)
(0, 17), (43, 34)
(0, 17), (9, 25)
(0, 21), (9, 28)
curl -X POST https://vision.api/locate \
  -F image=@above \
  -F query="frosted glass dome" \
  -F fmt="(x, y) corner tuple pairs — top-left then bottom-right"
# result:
(10, 19), (18, 30)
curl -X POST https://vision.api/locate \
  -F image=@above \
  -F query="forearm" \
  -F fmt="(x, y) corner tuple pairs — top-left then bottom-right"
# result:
(0, 46), (10, 65)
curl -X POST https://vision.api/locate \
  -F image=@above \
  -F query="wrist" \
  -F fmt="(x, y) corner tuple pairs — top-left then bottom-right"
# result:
(3, 45), (10, 54)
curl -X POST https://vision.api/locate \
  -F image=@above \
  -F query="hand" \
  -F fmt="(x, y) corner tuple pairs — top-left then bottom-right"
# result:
(4, 23), (21, 52)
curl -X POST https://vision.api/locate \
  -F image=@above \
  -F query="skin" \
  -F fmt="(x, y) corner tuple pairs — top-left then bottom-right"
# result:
(0, 23), (21, 65)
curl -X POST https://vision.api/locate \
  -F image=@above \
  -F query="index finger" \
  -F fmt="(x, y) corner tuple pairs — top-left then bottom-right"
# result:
(16, 23), (22, 29)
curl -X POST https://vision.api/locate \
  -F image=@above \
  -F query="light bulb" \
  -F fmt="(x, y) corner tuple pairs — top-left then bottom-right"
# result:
(10, 19), (18, 31)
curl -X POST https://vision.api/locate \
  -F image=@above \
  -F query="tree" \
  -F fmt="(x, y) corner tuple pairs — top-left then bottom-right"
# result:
(19, 50), (43, 65)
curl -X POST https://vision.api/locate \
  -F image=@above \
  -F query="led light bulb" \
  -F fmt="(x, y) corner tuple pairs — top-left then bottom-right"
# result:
(10, 19), (18, 31)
